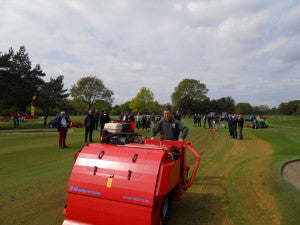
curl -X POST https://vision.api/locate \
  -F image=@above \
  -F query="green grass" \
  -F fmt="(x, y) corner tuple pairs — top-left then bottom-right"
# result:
(0, 116), (86, 224)
(0, 115), (299, 224)
(246, 115), (300, 225)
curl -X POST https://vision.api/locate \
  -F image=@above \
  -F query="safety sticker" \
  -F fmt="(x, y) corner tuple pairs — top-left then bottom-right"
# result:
(106, 177), (113, 188)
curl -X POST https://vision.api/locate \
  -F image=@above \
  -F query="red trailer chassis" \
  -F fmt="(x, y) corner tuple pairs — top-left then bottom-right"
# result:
(63, 122), (200, 225)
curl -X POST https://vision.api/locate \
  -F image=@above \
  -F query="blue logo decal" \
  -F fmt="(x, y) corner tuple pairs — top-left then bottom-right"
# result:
(123, 196), (150, 203)
(69, 186), (101, 195)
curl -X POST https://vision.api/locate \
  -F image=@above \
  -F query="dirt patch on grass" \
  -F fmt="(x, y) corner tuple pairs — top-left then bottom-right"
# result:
(225, 134), (281, 224)
(281, 159), (300, 189)
(170, 129), (231, 225)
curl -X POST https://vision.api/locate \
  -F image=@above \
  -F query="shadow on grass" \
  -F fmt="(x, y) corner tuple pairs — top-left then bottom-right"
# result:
(169, 176), (226, 225)
(170, 193), (225, 225)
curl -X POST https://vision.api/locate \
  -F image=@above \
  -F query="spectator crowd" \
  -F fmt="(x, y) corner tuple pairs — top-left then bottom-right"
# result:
(55, 109), (247, 149)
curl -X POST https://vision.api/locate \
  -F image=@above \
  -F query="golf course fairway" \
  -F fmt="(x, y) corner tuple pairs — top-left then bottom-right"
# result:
(0, 115), (299, 225)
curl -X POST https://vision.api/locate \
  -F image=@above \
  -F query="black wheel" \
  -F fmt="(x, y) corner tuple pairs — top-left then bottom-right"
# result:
(160, 194), (172, 225)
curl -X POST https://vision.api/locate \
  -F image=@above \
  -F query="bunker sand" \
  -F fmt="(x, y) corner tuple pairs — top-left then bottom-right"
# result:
(282, 160), (300, 189)
(170, 132), (281, 225)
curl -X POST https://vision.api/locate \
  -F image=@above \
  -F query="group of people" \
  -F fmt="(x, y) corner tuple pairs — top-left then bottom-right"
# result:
(84, 110), (111, 142)
(55, 107), (246, 149)
(193, 114), (223, 130)
(55, 110), (111, 149)
(193, 113), (244, 140)
(119, 112), (160, 131)
(227, 114), (244, 140)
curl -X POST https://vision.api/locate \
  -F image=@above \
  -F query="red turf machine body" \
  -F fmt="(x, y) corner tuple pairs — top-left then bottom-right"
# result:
(63, 120), (200, 225)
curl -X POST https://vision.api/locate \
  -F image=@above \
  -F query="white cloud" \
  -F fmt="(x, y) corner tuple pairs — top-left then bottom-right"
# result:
(173, 3), (182, 11)
(1, 0), (299, 108)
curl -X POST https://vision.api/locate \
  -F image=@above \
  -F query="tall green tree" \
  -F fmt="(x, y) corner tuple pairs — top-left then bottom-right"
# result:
(129, 87), (156, 113)
(93, 100), (112, 112)
(171, 79), (208, 115)
(236, 103), (253, 114)
(295, 105), (300, 115)
(70, 76), (114, 110)
(0, 46), (45, 111)
(120, 101), (132, 113)
(111, 105), (121, 115)
(278, 100), (300, 115)
(35, 75), (69, 125)
(216, 97), (236, 113)
(69, 99), (89, 115)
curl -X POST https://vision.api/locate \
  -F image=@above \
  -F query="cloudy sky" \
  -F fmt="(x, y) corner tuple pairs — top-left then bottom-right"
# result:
(1, 0), (300, 107)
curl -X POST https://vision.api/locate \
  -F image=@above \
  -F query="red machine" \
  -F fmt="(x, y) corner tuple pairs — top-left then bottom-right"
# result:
(63, 120), (200, 225)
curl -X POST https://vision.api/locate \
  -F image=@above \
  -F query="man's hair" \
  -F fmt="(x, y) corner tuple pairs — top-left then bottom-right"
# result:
(163, 107), (172, 112)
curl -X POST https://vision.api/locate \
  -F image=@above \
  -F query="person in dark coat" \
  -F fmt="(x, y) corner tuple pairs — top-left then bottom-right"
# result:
(174, 111), (182, 121)
(208, 115), (212, 129)
(232, 114), (238, 139)
(136, 112), (142, 130)
(237, 115), (244, 140)
(121, 112), (128, 121)
(84, 110), (95, 142)
(100, 111), (111, 131)
(141, 114), (147, 130)
(93, 110), (100, 130)
(128, 113), (135, 121)
(154, 114), (162, 124)
(197, 114), (202, 127)
(203, 114), (207, 128)
(57, 111), (70, 148)
(227, 114), (233, 137)
(193, 114), (198, 127)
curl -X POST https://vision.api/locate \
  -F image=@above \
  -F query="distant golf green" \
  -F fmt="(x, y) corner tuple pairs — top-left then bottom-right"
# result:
(0, 115), (299, 225)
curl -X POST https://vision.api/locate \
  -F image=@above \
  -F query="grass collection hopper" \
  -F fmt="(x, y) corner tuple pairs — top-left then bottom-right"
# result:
(62, 120), (200, 225)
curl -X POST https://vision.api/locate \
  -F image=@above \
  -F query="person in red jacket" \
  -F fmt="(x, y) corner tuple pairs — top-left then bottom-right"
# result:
(57, 111), (70, 149)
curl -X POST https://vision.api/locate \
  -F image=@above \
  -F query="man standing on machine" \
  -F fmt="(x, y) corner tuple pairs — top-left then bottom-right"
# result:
(151, 108), (189, 188)
(151, 108), (188, 141)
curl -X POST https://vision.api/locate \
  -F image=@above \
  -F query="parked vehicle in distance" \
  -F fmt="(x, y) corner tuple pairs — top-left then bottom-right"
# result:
(0, 116), (10, 122)
(49, 118), (58, 128)
(49, 118), (83, 128)
(70, 121), (84, 128)
(9, 113), (38, 119)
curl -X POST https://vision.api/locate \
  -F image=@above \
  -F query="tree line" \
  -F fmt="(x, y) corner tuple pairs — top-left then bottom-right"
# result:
(1, 46), (299, 125)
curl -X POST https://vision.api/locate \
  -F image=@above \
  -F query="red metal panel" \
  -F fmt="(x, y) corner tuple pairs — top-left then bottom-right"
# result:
(64, 193), (153, 225)
(155, 160), (181, 196)
(66, 143), (165, 207)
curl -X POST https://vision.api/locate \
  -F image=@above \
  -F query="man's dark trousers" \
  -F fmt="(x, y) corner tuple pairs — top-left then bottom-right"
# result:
(85, 127), (93, 142)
